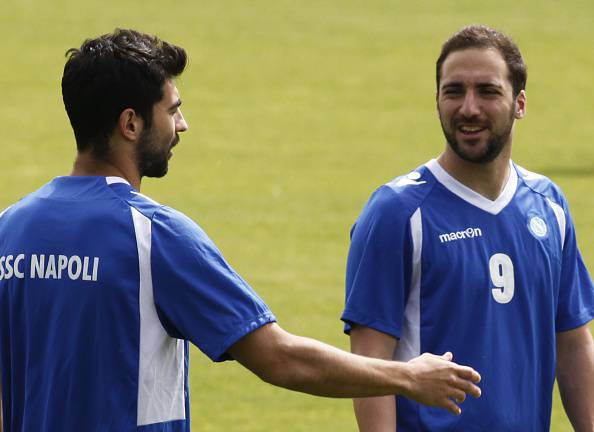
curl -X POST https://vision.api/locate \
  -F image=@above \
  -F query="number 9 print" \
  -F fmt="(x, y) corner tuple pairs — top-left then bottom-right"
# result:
(489, 253), (515, 304)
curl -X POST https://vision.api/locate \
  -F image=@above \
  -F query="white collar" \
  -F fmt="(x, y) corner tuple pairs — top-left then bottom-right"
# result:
(105, 176), (131, 186)
(425, 159), (517, 215)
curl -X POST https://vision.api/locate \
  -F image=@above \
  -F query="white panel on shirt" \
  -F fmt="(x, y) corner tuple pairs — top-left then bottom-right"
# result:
(546, 198), (566, 250)
(131, 208), (186, 426)
(394, 208), (422, 361)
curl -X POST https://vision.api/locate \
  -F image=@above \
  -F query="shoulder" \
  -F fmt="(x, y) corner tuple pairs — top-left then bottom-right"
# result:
(152, 205), (204, 235)
(0, 204), (14, 220)
(362, 164), (436, 222)
(0, 181), (55, 224)
(351, 164), (436, 243)
(515, 163), (567, 207)
(123, 189), (166, 220)
(149, 206), (219, 257)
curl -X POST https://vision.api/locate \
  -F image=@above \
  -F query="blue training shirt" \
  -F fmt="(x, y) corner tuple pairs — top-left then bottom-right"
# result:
(342, 159), (594, 431)
(0, 176), (275, 431)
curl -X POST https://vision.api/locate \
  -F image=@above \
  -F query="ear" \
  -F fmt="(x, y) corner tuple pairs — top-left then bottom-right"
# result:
(118, 108), (144, 141)
(514, 90), (527, 120)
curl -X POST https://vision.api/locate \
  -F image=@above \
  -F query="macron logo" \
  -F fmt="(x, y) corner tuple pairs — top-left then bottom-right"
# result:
(390, 172), (427, 188)
(439, 227), (483, 243)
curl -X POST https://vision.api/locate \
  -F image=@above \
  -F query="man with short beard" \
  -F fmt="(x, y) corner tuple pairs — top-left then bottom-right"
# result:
(0, 29), (483, 432)
(343, 25), (594, 431)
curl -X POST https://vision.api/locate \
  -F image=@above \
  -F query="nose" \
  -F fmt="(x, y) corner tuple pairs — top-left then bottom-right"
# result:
(176, 110), (189, 132)
(459, 90), (480, 118)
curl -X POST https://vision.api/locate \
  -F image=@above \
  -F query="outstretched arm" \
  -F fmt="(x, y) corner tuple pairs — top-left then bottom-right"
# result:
(228, 323), (481, 415)
(557, 324), (594, 432)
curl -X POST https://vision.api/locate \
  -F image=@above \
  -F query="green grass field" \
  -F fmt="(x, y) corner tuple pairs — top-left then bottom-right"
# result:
(1, 0), (593, 430)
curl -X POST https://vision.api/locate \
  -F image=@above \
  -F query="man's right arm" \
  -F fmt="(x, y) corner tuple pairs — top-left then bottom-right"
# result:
(228, 322), (480, 415)
(350, 325), (398, 431)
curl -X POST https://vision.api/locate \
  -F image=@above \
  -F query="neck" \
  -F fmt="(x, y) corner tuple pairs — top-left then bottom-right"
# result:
(71, 151), (141, 190)
(437, 148), (512, 201)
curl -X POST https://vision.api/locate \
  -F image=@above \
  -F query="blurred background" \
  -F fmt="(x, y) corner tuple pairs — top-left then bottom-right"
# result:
(1, 1), (592, 430)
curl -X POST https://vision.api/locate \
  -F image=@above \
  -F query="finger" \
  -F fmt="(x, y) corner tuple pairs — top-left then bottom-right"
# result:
(454, 365), (481, 383)
(441, 398), (462, 416)
(454, 377), (482, 398)
(441, 351), (453, 361)
(448, 389), (467, 404)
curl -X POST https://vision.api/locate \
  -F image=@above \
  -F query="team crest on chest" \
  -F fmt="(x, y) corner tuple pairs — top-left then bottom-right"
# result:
(528, 216), (548, 238)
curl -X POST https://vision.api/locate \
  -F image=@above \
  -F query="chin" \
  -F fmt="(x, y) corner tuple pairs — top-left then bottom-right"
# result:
(141, 162), (169, 179)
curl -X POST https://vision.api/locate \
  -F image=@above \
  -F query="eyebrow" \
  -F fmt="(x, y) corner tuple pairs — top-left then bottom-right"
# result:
(476, 83), (504, 90)
(441, 82), (464, 91)
(441, 82), (504, 90)
(167, 99), (182, 111)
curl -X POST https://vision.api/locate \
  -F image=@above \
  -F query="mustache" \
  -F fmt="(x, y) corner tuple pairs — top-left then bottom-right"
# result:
(453, 116), (490, 127)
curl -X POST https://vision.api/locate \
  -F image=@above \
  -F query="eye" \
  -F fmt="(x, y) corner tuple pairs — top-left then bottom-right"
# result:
(441, 84), (464, 98)
(480, 87), (501, 96)
(442, 87), (463, 97)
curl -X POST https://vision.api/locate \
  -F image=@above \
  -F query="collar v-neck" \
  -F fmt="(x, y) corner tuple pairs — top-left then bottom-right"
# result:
(425, 158), (517, 215)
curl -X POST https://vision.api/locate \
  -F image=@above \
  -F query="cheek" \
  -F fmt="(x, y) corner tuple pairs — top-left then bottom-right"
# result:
(437, 103), (455, 123)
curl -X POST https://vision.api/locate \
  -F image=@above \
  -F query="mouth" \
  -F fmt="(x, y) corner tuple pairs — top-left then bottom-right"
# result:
(168, 136), (180, 158)
(456, 124), (488, 139)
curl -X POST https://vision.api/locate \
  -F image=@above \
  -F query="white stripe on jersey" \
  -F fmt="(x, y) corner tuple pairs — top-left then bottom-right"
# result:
(546, 198), (566, 250)
(0, 205), (13, 219)
(131, 208), (186, 426)
(394, 208), (422, 361)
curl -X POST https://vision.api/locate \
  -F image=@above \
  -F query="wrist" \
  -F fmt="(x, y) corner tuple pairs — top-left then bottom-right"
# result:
(394, 361), (415, 398)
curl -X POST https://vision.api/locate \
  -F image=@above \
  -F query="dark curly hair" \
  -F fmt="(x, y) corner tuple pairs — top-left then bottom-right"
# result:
(436, 25), (527, 97)
(62, 29), (187, 157)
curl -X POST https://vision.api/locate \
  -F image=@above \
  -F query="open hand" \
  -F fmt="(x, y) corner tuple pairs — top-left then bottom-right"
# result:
(403, 352), (481, 415)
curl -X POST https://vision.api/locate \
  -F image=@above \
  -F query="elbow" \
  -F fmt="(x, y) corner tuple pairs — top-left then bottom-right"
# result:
(254, 336), (301, 390)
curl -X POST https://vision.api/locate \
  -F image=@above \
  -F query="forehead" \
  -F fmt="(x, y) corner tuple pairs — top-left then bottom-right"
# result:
(158, 80), (180, 104)
(440, 48), (510, 88)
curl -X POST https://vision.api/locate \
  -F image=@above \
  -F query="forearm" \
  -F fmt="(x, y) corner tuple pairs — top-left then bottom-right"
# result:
(557, 325), (594, 432)
(229, 323), (480, 413)
(254, 330), (412, 398)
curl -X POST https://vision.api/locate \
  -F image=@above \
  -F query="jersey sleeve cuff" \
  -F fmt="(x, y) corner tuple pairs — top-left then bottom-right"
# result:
(341, 309), (401, 339)
(556, 309), (594, 333)
(208, 312), (277, 362)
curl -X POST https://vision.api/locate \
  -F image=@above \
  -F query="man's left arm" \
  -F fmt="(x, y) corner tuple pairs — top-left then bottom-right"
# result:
(557, 324), (594, 432)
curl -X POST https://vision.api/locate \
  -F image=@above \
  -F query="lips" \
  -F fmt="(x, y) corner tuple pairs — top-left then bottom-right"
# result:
(456, 123), (488, 137)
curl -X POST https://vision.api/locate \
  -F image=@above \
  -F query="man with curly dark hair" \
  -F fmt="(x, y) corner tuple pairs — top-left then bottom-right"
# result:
(0, 29), (481, 431)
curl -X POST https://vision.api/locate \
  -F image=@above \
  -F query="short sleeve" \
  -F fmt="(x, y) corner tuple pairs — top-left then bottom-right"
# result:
(150, 207), (276, 361)
(341, 186), (413, 339)
(555, 198), (594, 332)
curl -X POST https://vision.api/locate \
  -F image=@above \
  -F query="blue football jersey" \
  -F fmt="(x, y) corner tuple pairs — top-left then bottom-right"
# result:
(0, 176), (275, 431)
(342, 159), (594, 431)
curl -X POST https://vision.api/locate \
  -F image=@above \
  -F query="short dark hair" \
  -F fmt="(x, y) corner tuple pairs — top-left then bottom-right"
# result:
(436, 25), (527, 97)
(62, 29), (187, 157)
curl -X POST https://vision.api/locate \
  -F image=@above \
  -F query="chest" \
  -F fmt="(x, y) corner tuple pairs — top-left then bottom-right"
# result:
(418, 195), (563, 307)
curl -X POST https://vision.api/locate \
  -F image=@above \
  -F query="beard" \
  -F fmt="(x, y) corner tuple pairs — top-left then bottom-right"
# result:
(137, 126), (177, 178)
(439, 107), (515, 164)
